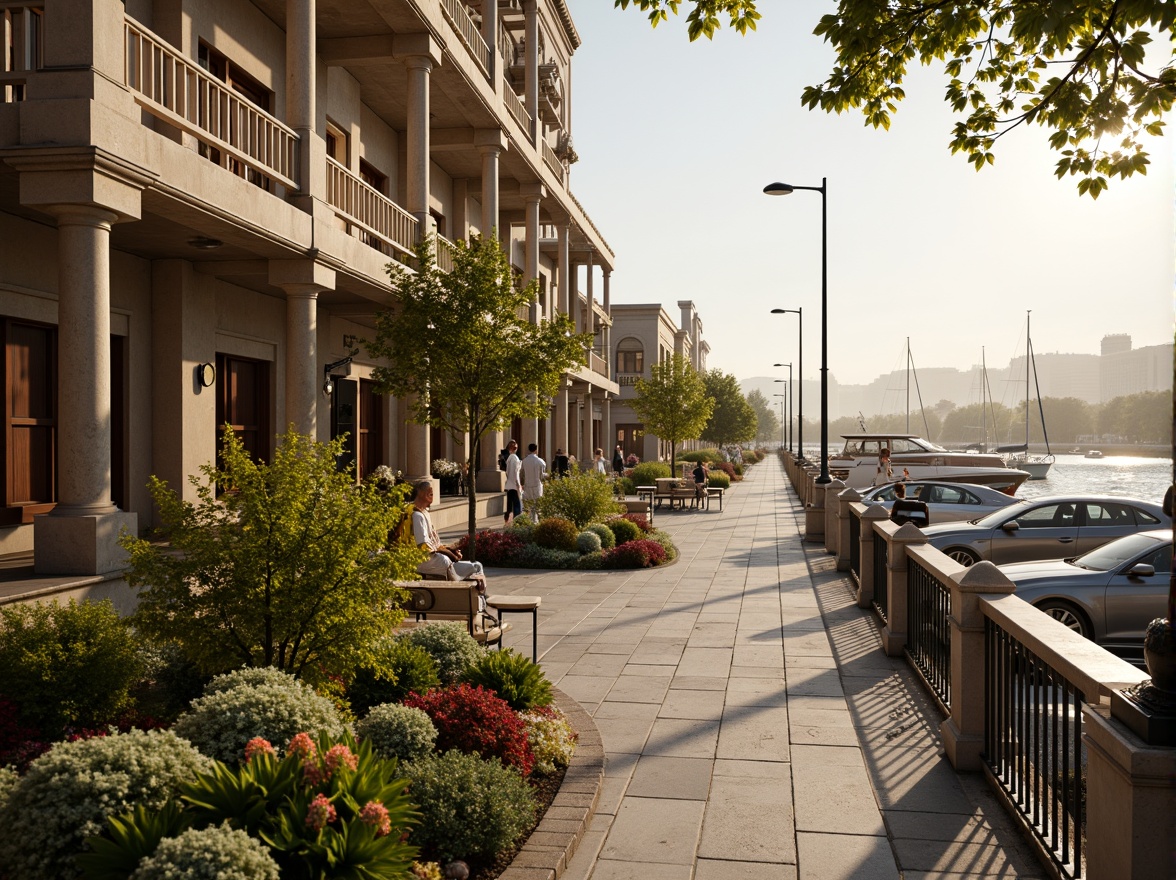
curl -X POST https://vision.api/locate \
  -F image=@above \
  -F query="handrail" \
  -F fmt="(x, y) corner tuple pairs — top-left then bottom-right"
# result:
(541, 139), (562, 180)
(123, 16), (299, 191)
(440, 0), (490, 78)
(436, 234), (456, 273)
(324, 157), (417, 259)
(502, 79), (531, 137)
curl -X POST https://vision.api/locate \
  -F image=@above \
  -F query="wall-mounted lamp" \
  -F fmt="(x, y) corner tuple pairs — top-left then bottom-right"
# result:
(196, 362), (216, 388)
(322, 356), (354, 397)
(187, 236), (223, 250)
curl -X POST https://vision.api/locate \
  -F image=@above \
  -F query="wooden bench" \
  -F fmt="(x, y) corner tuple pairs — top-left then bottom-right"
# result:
(706, 485), (725, 511)
(393, 581), (510, 648)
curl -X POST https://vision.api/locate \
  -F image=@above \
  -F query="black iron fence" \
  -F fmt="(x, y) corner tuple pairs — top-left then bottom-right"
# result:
(849, 511), (861, 585)
(984, 619), (1085, 879)
(872, 530), (889, 621)
(906, 557), (951, 709)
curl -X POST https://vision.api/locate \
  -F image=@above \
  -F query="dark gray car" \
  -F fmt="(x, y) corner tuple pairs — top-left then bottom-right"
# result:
(998, 529), (1173, 650)
(921, 495), (1170, 567)
(859, 480), (1018, 523)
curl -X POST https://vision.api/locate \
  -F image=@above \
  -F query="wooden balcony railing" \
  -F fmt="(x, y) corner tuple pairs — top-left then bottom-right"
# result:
(124, 17), (298, 191)
(541, 139), (562, 181)
(502, 80), (531, 138)
(2, 5), (41, 103)
(440, 0), (490, 79)
(325, 157), (417, 260)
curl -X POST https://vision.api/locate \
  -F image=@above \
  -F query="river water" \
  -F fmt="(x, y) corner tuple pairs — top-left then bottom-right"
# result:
(1016, 454), (1172, 503)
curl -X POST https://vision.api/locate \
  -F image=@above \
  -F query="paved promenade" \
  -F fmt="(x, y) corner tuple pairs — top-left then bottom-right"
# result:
(452, 460), (1047, 880)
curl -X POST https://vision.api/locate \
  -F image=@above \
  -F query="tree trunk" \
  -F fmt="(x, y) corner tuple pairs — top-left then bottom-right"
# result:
(467, 430), (480, 562)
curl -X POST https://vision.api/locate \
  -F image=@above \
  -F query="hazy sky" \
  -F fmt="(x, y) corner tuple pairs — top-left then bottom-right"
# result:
(565, 0), (1175, 387)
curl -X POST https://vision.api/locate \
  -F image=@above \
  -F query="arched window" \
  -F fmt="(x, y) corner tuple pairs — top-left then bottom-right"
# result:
(615, 337), (644, 375)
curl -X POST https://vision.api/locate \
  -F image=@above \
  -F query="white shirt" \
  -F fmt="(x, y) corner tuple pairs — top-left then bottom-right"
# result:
(504, 452), (521, 490)
(594, 457), (607, 474)
(521, 453), (547, 496)
(411, 508), (440, 551)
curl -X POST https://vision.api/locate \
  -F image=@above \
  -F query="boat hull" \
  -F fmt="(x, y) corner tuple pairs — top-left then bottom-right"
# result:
(830, 459), (1030, 492)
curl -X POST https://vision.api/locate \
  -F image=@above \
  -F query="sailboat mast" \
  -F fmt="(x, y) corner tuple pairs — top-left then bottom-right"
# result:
(1025, 311), (1031, 451)
(982, 347), (987, 452)
(906, 337), (910, 434)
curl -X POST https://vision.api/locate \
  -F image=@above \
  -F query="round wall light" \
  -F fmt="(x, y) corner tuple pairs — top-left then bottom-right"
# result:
(197, 362), (216, 388)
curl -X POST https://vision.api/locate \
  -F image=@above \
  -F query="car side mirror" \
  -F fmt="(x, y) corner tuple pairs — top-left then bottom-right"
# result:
(1001, 521), (1020, 532)
(1127, 563), (1155, 578)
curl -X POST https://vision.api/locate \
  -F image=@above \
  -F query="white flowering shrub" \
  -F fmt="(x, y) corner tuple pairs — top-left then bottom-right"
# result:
(202, 666), (302, 695)
(576, 530), (602, 554)
(586, 522), (616, 549)
(0, 763), (18, 809)
(520, 706), (577, 775)
(173, 680), (346, 764)
(356, 704), (437, 763)
(396, 622), (482, 685)
(0, 729), (212, 880)
(129, 824), (280, 880)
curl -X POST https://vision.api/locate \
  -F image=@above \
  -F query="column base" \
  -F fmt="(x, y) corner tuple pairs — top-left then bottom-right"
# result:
(939, 717), (983, 771)
(34, 510), (137, 576)
(803, 504), (825, 543)
(476, 468), (506, 493)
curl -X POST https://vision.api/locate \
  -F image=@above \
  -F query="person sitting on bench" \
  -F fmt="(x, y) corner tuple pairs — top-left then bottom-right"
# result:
(411, 481), (487, 591)
(889, 483), (930, 528)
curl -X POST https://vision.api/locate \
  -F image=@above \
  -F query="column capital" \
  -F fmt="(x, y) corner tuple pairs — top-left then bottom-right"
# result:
(474, 128), (510, 151)
(393, 34), (444, 68)
(520, 182), (546, 201)
(10, 147), (152, 222)
(269, 259), (336, 291)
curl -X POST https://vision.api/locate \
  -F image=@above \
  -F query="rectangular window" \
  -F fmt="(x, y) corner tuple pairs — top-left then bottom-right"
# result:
(326, 120), (349, 165)
(216, 353), (270, 464)
(359, 159), (387, 195)
(616, 350), (643, 374)
(4, 320), (56, 522)
(358, 380), (385, 478)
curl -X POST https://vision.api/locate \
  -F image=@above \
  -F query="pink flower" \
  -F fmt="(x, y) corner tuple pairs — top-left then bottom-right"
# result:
(359, 801), (392, 837)
(244, 737), (275, 762)
(287, 732), (317, 759)
(305, 793), (337, 831)
(302, 758), (327, 787)
(324, 744), (358, 775)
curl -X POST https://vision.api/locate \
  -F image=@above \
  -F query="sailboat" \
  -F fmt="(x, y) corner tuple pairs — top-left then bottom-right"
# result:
(997, 311), (1054, 480)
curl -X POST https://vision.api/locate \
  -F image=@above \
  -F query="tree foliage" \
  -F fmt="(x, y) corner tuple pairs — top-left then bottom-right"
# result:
(630, 354), (714, 465)
(746, 388), (781, 444)
(615, 0), (1175, 195)
(366, 235), (591, 550)
(122, 429), (419, 682)
(701, 369), (757, 447)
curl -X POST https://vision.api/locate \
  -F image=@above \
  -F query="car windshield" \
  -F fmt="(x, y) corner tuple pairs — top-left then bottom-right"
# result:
(1071, 533), (1165, 572)
(971, 500), (1031, 528)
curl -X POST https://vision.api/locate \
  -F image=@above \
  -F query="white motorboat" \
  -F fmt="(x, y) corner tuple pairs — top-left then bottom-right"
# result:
(829, 433), (1030, 493)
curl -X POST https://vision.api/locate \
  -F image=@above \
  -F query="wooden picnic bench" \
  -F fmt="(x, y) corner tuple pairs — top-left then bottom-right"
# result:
(393, 580), (510, 648)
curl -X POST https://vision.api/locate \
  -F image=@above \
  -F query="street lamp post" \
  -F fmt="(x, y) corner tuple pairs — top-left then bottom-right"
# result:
(773, 392), (787, 452)
(766, 179), (829, 483)
(770, 309), (802, 464)
(773, 362), (793, 453)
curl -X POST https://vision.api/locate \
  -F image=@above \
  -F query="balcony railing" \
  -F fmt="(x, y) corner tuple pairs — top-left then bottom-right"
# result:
(588, 351), (607, 376)
(436, 234), (457, 273)
(542, 139), (562, 180)
(502, 80), (531, 137)
(124, 17), (298, 191)
(2, 5), (41, 103)
(440, 0), (490, 79)
(325, 157), (417, 260)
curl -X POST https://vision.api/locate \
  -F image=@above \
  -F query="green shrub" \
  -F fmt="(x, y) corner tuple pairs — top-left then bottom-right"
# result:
(535, 471), (623, 528)
(349, 639), (440, 714)
(134, 642), (207, 724)
(648, 529), (679, 563)
(403, 750), (536, 862)
(629, 462), (671, 487)
(617, 476), (636, 496)
(515, 543), (580, 569)
(707, 471), (731, 489)
(203, 666), (303, 695)
(521, 706), (577, 775)
(678, 448), (720, 463)
(0, 599), (143, 736)
(576, 530), (602, 554)
(356, 703), (437, 763)
(733, 462), (744, 476)
(128, 824), (281, 880)
(586, 523), (615, 549)
(461, 650), (553, 712)
(505, 514), (534, 542)
(574, 551), (605, 570)
(0, 763), (19, 809)
(607, 518), (641, 546)
(173, 677), (347, 764)
(531, 516), (579, 551)
(396, 622), (482, 685)
(0, 730), (212, 880)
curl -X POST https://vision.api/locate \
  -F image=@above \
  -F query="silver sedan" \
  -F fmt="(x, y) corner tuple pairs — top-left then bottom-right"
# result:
(998, 529), (1173, 651)
(921, 495), (1170, 567)
(858, 481), (1019, 524)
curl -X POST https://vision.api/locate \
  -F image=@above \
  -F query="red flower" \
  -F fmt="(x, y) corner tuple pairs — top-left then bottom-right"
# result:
(404, 684), (534, 775)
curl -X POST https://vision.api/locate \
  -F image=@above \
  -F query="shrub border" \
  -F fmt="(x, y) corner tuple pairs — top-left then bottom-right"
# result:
(497, 687), (603, 880)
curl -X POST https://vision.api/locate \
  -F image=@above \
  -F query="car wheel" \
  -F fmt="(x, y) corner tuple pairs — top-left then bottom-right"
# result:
(1035, 601), (1093, 640)
(946, 547), (979, 566)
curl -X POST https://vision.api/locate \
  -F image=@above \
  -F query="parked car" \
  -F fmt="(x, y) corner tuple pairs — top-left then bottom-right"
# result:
(998, 529), (1173, 651)
(859, 481), (1019, 524)
(921, 495), (1170, 567)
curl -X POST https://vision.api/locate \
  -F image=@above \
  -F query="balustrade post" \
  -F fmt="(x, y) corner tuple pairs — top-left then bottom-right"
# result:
(803, 470), (824, 543)
(939, 561), (1014, 771)
(881, 522), (928, 656)
(835, 487), (861, 571)
(823, 478), (844, 555)
(856, 505), (889, 609)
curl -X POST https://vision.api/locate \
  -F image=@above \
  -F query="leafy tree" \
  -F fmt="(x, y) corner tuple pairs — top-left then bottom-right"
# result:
(122, 429), (419, 682)
(939, 401), (1016, 447)
(615, 0), (1175, 195)
(746, 388), (780, 444)
(366, 235), (591, 555)
(630, 353), (714, 467)
(701, 369), (757, 448)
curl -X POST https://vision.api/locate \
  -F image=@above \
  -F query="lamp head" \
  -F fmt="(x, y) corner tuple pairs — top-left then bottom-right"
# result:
(763, 182), (794, 196)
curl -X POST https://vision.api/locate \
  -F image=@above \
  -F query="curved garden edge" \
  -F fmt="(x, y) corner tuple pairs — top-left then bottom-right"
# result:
(497, 687), (604, 880)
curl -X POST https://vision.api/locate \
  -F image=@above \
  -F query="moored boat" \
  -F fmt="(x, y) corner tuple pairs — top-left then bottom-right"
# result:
(830, 433), (1030, 493)
(1085, 450), (1105, 459)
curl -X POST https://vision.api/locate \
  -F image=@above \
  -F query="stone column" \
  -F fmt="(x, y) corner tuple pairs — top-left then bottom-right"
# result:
(557, 221), (570, 317)
(804, 480), (826, 544)
(269, 260), (335, 438)
(835, 487), (861, 571)
(480, 0), (498, 77)
(602, 268), (612, 376)
(856, 505), (890, 609)
(523, 0), (539, 141)
(35, 206), (135, 574)
(939, 561), (1014, 770)
(404, 54), (433, 231)
(475, 129), (507, 236)
(519, 183), (544, 451)
(823, 477), (844, 555)
(555, 386), (569, 458)
(477, 431), (505, 493)
(285, 0), (327, 204)
(881, 523), (929, 656)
